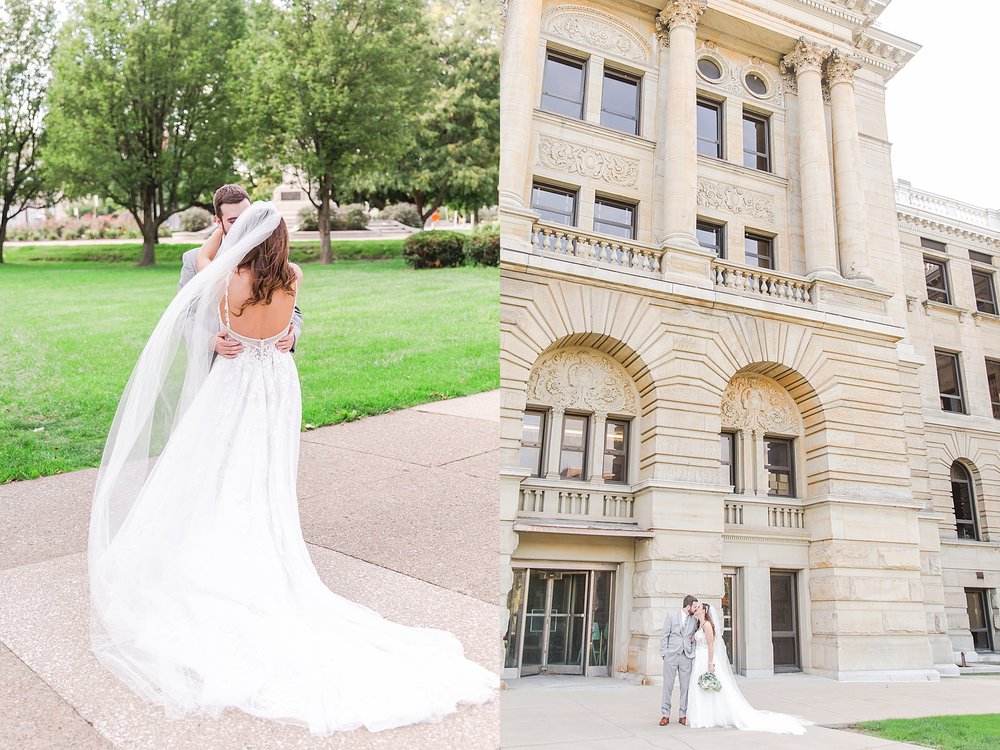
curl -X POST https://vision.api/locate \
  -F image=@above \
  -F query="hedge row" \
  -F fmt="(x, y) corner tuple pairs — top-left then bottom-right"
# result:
(402, 227), (499, 269)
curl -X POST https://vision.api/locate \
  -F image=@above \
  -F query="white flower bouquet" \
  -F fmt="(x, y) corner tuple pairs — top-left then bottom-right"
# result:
(697, 671), (722, 693)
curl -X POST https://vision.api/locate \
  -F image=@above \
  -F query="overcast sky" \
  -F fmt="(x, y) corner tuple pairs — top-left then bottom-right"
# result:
(877, 0), (1000, 209)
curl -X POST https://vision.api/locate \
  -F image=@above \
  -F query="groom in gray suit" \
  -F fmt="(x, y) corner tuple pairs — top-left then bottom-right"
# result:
(659, 594), (699, 726)
(178, 184), (303, 357)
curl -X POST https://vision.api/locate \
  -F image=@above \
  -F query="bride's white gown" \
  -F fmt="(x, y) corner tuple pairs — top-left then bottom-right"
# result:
(686, 627), (807, 734)
(91, 316), (497, 734)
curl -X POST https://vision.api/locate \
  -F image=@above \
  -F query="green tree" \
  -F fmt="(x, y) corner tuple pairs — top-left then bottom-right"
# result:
(240, 0), (429, 264)
(44, 0), (245, 266)
(372, 0), (499, 223)
(0, 0), (58, 264)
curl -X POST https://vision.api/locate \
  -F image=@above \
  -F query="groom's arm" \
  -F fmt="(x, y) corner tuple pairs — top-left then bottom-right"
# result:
(290, 305), (303, 352)
(178, 248), (199, 291)
(659, 614), (672, 658)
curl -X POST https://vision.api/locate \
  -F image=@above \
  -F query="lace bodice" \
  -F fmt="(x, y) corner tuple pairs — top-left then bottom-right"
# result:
(694, 627), (709, 650)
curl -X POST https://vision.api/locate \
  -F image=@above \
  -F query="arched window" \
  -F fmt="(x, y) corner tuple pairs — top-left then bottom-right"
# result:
(951, 462), (980, 540)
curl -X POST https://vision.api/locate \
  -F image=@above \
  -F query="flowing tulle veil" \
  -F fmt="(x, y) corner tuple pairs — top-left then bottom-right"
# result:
(89, 202), (282, 665)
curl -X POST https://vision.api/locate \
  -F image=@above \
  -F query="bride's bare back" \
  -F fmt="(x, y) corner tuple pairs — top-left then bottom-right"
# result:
(222, 264), (303, 340)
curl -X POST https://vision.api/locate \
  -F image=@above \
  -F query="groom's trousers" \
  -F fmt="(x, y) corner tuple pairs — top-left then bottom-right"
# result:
(661, 655), (693, 718)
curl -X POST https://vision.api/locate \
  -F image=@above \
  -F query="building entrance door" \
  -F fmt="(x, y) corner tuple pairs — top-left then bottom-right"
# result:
(966, 588), (995, 652)
(504, 567), (614, 677)
(770, 571), (800, 672)
(722, 570), (739, 672)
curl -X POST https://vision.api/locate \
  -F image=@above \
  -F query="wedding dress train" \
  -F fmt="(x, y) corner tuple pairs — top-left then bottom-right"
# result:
(88, 203), (497, 735)
(686, 611), (807, 734)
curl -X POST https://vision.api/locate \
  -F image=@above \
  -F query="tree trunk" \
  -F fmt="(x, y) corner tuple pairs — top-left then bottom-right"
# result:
(318, 176), (333, 265)
(138, 190), (158, 267)
(0, 213), (8, 264)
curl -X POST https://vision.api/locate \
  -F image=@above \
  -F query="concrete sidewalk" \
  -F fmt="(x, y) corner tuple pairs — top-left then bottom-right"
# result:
(500, 673), (1000, 749)
(0, 391), (502, 750)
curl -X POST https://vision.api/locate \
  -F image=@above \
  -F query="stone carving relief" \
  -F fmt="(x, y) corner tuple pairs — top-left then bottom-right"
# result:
(721, 375), (800, 436)
(697, 180), (775, 224)
(780, 37), (831, 77)
(826, 50), (861, 87)
(527, 349), (637, 416)
(544, 6), (651, 65)
(537, 135), (639, 188)
(659, 0), (704, 31)
(697, 44), (785, 107)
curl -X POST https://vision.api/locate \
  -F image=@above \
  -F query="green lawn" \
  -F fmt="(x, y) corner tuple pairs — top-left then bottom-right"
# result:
(854, 714), (1000, 750)
(0, 245), (498, 483)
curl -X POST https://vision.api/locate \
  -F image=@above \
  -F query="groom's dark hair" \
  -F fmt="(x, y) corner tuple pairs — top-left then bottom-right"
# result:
(213, 184), (250, 217)
(683, 595), (698, 608)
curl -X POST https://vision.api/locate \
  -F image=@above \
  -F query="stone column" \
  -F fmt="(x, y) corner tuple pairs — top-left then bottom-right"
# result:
(544, 407), (565, 480)
(781, 39), (840, 279)
(827, 51), (873, 283)
(588, 412), (608, 484)
(651, 18), (671, 243)
(658, 0), (703, 252)
(499, 0), (543, 211)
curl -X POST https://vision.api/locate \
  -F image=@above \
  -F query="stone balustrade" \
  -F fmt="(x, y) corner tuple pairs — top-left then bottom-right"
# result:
(530, 221), (664, 276)
(711, 259), (814, 305)
(723, 496), (806, 532)
(518, 478), (636, 523)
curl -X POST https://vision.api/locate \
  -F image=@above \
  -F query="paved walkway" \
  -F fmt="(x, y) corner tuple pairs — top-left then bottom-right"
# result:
(500, 673), (1000, 749)
(0, 391), (503, 750)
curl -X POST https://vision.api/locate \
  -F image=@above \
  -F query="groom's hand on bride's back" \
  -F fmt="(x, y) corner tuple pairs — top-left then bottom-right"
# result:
(215, 332), (243, 358)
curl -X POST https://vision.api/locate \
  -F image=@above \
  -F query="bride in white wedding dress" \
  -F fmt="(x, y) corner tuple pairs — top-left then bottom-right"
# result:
(686, 603), (807, 734)
(88, 202), (497, 735)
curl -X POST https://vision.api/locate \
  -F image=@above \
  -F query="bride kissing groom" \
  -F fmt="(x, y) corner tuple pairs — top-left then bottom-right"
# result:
(660, 595), (807, 734)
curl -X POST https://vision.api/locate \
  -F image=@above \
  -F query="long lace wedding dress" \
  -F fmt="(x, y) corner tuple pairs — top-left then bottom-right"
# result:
(686, 607), (807, 734)
(88, 202), (497, 735)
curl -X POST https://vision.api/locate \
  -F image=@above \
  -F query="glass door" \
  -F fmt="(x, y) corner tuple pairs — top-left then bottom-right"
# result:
(722, 571), (739, 672)
(770, 571), (800, 672)
(966, 589), (995, 652)
(505, 568), (614, 677)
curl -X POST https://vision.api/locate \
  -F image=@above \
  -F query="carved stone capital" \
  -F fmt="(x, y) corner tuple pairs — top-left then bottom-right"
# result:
(654, 13), (670, 48)
(826, 49), (862, 87)
(780, 37), (831, 77)
(658, 0), (704, 33)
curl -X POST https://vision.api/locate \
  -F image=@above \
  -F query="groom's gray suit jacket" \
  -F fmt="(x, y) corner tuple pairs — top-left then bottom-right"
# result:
(179, 248), (303, 351)
(660, 610), (697, 662)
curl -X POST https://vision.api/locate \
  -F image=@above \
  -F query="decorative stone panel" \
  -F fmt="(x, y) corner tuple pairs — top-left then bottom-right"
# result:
(543, 5), (652, 65)
(526, 348), (638, 416)
(697, 179), (775, 225)
(721, 375), (801, 436)
(537, 135), (639, 188)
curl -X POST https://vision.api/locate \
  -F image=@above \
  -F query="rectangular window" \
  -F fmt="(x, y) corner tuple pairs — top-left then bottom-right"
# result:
(559, 413), (588, 480)
(764, 436), (794, 497)
(970, 250), (993, 265)
(600, 68), (640, 135)
(742, 110), (771, 172)
(697, 98), (723, 159)
(965, 589), (994, 652)
(540, 51), (586, 120)
(921, 237), (947, 253)
(973, 269), (997, 314)
(924, 257), (951, 304)
(531, 182), (577, 226)
(721, 432), (736, 488)
(936, 350), (965, 413)
(518, 410), (546, 477)
(697, 220), (725, 258)
(986, 359), (1000, 419)
(745, 232), (774, 270)
(603, 419), (629, 484)
(951, 466), (978, 541)
(593, 197), (636, 239)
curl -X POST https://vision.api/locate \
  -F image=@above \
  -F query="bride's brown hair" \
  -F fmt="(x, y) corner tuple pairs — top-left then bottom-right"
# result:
(231, 218), (297, 317)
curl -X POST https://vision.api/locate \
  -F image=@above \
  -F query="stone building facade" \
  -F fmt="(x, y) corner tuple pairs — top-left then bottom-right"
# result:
(499, 0), (998, 683)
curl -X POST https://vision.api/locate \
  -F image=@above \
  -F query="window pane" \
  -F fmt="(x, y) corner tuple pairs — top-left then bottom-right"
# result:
(603, 420), (628, 483)
(697, 100), (722, 158)
(765, 437), (793, 497)
(531, 184), (576, 226)
(987, 360), (1000, 419)
(745, 233), (774, 269)
(601, 70), (639, 135)
(921, 237), (947, 252)
(562, 415), (586, 450)
(973, 270), (996, 314)
(936, 351), (964, 412)
(970, 250), (992, 264)
(541, 54), (585, 119)
(697, 221), (723, 257)
(594, 199), (635, 239)
(560, 414), (588, 480)
(698, 57), (722, 80)
(768, 471), (791, 497)
(519, 411), (545, 476)
(742, 113), (769, 171)
(924, 259), (950, 304)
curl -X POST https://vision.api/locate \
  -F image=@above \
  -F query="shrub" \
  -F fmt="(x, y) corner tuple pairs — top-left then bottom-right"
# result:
(402, 230), (466, 269)
(298, 206), (318, 231)
(380, 202), (423, 228)
(333, 203), (370, 230)
(463, 226), (499, 266)
(177, 207), (213, 232)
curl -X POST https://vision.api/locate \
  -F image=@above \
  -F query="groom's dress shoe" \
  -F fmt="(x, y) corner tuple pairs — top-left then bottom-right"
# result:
(659, 716), (669, 726)
(679, 717), (687, 726)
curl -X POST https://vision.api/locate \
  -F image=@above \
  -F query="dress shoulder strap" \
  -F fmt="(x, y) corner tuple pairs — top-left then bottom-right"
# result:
(223, 271), (232, 330)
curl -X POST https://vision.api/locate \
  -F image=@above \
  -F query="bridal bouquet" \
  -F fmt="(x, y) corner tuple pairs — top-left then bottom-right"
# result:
(697, 672), (722, 692)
